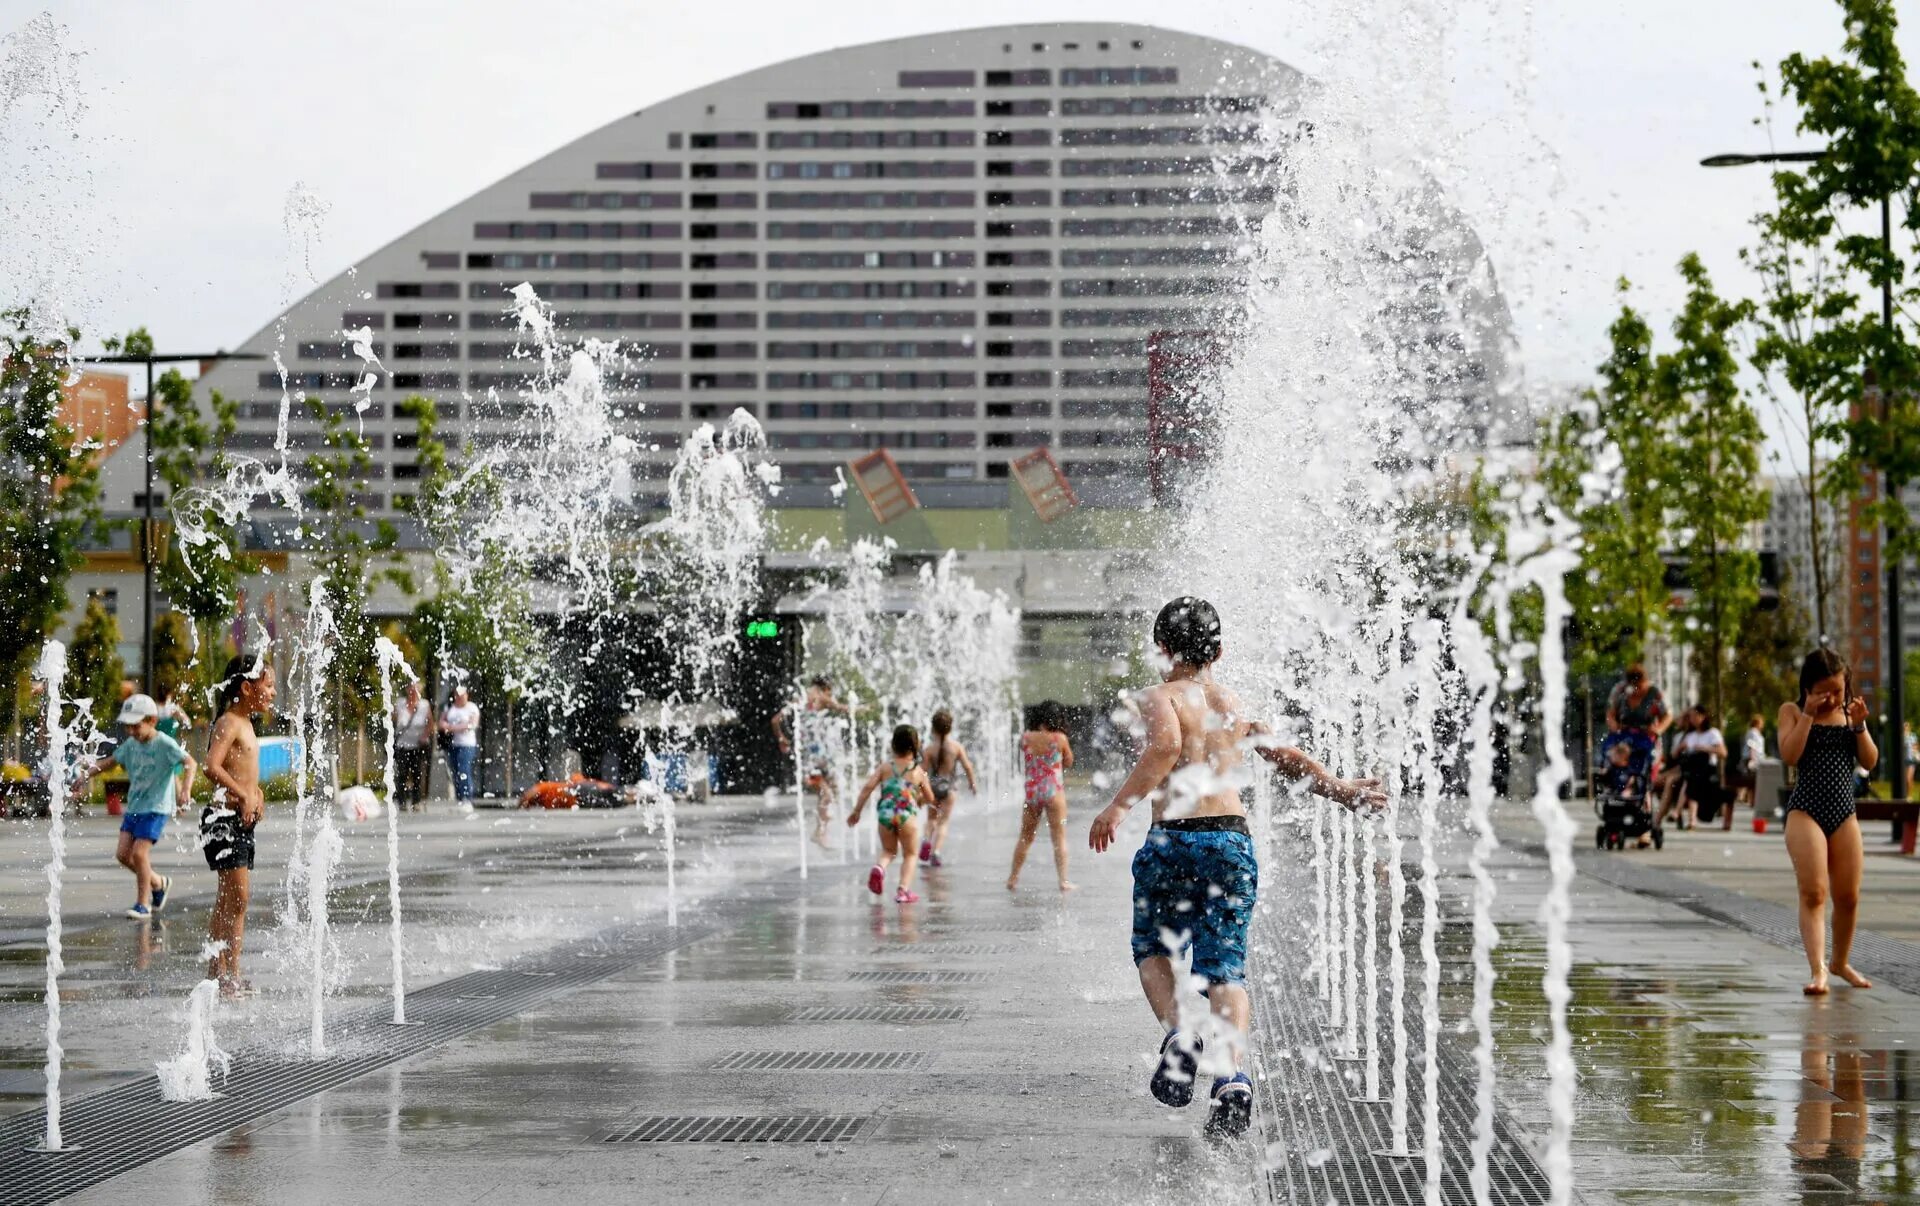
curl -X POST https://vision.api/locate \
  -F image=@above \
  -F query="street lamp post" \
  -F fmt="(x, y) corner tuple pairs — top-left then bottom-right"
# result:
(1702, 149), (1906, 802)
(80, 350), (266, 695)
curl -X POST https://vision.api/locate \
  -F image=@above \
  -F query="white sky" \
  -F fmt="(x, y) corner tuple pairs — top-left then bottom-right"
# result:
(2, 0), (1910, 465)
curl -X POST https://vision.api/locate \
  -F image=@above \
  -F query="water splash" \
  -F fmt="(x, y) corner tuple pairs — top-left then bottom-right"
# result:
(374, 636), (417, 1022)
(30, 640), (70, 1151)
(155, 980), (229, 1102)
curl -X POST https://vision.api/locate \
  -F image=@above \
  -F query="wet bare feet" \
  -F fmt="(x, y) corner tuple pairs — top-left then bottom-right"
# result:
(1058, 881), (1078, 893)
(1803, 973), (1830, 996)
(1831, 963), (1873, 989)
(1005, 877), (1019, 892)
(810, 830), (830, 849)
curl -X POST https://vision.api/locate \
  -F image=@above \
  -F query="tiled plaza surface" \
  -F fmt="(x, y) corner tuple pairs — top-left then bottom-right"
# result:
(0, 787), (1912, 1203)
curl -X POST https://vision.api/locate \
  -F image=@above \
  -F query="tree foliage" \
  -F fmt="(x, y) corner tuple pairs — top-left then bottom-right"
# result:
(299, 396), (398, 728)
(1663, 256), (1769, 722)
(66, 596), (124, 727)
(1772, 0), (1920, 557)
(0, 307), (102, 732)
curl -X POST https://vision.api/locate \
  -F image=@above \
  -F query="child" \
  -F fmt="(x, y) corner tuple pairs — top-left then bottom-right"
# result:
(847, 724), (934, 904)
(202, 653), (275, 998)
(773, 676), (854, 847)
(81, 693), (197, 920)
(1778, 648), (1876, 996)
(1600, 738), (1647, 806)
(919, 708), (978, 867)
(1010, 701), (1076, 892)
(1087, 597), (1385, 1139)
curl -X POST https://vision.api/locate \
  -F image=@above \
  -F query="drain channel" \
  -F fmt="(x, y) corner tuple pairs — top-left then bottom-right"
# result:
(604, 1114), (868, 1143)
(0, 872), (823, 1206)
(845, 970), (988, 984)
(788, 1004), (968, 1023)
(712, 1050), (931, 1072)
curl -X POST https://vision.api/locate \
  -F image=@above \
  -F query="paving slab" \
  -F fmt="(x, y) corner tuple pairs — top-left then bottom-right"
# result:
(0, 788), (1915, 1202)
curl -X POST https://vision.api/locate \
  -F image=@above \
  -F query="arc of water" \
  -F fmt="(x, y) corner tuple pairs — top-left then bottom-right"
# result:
(1513, 516), (1582, 1206)
(32, 641), (70, 1153)
(1415, 620), (1446, 1206)
(374, 637), (416, 1023)
(1358, 674), (1383, 1102)
(1453, 568), (1504, 1206)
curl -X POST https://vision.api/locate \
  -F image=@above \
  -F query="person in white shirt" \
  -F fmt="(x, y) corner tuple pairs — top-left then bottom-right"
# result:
(439, 685), (481, 802)
(1659, 707), (1728, 831)
(393, 680), (434, 811)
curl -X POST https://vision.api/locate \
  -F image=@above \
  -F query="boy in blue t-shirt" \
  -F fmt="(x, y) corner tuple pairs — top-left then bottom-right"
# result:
(83, 693), (197, 919)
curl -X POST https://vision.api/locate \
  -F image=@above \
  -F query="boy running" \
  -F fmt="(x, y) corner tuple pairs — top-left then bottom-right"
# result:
(1088, 597), (1384, 1139)
(202, 653), (275, 998)
(81, 693), (197, 920)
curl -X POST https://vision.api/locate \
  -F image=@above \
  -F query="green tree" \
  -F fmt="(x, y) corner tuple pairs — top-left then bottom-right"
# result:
(149, 610), (196, 706)
(1744, 86), (1857, 645)
(66, 596), (124, 727)
(396, 395), (539, 718)
(1661, 256), (1769, 722)
(299, 395), (398, 730)
(148, 366), (255, 658)
(1539, 284), (1679, 680)
(0, 308), (102, 736)
(1771, 0), (1920, 559)
(1730, 571), (1813, 728)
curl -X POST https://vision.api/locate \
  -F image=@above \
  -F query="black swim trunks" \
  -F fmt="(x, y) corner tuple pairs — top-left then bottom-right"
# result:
(200, 804), (258, 872)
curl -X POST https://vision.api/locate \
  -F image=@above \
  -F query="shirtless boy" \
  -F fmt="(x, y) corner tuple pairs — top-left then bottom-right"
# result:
(1089, 597), (1385, 1139)
(201, 653), (274, 997)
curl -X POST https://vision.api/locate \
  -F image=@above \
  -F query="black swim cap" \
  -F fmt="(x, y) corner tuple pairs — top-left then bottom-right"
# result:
(1154, 597), (1222, 666)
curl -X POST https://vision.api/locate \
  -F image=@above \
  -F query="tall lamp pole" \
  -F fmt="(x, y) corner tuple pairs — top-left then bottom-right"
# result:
(1702, 149), (1905, 801)
(79, 350), (266, 695)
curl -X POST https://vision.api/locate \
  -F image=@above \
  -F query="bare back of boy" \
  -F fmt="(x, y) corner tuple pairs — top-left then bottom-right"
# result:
(1130, 678), (1258, 823)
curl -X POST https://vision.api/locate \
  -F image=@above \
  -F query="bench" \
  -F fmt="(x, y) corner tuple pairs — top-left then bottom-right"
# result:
(1855, 799), (1920, 854)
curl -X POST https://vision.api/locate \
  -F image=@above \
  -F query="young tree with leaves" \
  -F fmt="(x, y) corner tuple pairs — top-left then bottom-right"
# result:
(66, 596), (125, 727)
(0, 308), (103, 739)
(1662, 256), (1770, 722)
(1540, 285), (1679, 680)
(299, 395), (399, 732)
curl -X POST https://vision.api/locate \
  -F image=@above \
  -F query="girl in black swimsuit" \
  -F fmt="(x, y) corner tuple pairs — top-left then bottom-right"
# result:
(1778, 648), (1880, 996)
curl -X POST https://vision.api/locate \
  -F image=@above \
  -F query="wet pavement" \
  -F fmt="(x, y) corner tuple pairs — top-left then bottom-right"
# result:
(0, 787), (1914, 1202)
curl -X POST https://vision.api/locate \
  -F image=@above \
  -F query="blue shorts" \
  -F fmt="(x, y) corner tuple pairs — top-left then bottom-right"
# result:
(120, 811), (168, 844)
(1130, 825), (1259, 988)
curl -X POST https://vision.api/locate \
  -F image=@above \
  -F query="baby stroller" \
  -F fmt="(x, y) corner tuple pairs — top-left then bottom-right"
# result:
(1595, 732), (1661, 851)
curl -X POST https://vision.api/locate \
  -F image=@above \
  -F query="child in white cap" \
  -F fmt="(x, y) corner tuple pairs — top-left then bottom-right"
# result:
(82, 693), (196, 919)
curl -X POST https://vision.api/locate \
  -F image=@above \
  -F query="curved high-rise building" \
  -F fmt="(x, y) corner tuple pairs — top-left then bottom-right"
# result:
(169, 22), (1501, 524)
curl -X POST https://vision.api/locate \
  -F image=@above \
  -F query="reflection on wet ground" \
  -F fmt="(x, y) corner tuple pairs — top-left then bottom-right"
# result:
(5, 796), (1920, 1203)
(1462, 859), (1920, 1204)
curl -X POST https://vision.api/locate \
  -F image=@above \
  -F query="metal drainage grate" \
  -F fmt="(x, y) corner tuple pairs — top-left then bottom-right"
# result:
(845, 970), (989, 984)
(605, 1114), (868, 1143)
(788, 1004), (968, 1023)
(714, 1044), (936, 1075)
(712, 1050), (931, 1072)
(0, 868), (829, 1206)
(870, 943), (1014, 957)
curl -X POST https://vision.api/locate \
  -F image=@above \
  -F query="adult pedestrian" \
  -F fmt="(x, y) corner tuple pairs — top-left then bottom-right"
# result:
(440, 684), (481, 803)
(1606, 664), (1672, 848)
(1730, 713), (1767, 813)
(394, 679), (433, 811)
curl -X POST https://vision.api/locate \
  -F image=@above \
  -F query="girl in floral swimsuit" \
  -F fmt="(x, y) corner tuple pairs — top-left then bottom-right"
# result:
(849, 724), (934, 904)
(1009, 701), (1076, 893)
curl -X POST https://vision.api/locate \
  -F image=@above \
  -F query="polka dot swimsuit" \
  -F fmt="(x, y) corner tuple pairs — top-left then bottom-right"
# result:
(1787, 724), (1860, 837)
